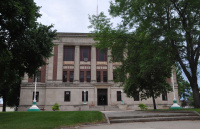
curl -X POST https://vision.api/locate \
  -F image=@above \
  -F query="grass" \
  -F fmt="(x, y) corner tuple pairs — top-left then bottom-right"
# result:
(0, 111), (105, 129)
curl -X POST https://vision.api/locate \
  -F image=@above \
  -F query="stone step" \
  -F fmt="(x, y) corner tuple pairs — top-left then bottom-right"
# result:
(109, 113), (198, 119)
(110, 116), (200, 123)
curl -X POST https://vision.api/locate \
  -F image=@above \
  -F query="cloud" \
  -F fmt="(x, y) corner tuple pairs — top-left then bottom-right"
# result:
(34, 0), (120, 32)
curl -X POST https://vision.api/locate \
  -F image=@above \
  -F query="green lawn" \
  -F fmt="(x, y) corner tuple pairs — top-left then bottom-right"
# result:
(0, 111), (105, 129)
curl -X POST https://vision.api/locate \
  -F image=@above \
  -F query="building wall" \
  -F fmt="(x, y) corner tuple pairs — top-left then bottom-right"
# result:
(19, 33), (180, 111)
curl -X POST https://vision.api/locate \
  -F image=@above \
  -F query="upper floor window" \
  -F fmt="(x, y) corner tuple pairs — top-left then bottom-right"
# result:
(63, 70), (74, 82)
(80, 70), (91, 82)
(97, 70), (107, 82)
(96, 49), (107, 61)
(64, 46), (74, 61)
(80, 46), (91, 61)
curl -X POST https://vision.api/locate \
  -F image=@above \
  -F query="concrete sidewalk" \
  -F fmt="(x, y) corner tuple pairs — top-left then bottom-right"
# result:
(80, 121), (200, 129)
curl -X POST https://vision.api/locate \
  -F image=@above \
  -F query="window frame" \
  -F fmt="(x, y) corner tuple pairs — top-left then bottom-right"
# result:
(117, 91), (121, 101)
(63, 46), (75, 61)
(96, 70), (107, 82)
(64, 91), (71, 102)
(134, 92), (140, 101)
(32, 91), (39, 102)
(162, 92), (168, 101)
(80, 46), (91, 61)
(63, 70), (74, 82)
(82, 91), (88, 102)
(96, 49), (107, 61)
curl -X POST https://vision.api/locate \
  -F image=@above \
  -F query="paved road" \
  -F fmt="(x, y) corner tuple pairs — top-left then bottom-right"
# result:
(80, 121), (200, 129)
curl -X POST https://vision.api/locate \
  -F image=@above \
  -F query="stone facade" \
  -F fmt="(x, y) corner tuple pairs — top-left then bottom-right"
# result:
(18, 33), (180, 111)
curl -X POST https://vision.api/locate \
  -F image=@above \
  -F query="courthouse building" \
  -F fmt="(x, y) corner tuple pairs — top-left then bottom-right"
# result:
(18, 33), (179, 111)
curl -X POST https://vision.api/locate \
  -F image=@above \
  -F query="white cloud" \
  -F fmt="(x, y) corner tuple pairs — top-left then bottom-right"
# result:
(34, 0), (120, 32)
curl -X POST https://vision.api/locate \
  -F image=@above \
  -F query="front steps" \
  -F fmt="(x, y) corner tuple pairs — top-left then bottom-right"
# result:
(107, 111), (200, 124)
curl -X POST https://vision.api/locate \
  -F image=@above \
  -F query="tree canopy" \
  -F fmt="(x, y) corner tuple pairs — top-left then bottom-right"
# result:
(89, 0), (200, 108)
(0, 0), (57, 111)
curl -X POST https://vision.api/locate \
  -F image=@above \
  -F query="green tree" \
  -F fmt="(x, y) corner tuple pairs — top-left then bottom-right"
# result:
(90, 0), (200, 108)
(89, 13), (173, 109)
(0, 0), (57, 111)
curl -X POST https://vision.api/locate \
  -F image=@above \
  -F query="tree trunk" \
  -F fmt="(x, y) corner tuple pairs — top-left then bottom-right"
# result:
(192, 85), (200, 108)
(2, 96), (7, 112)
(152, 93), (157, 110)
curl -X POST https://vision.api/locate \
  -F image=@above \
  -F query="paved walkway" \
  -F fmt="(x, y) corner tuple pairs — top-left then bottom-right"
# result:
(80, 121), (200, 129)
(78, 111), (200, 129)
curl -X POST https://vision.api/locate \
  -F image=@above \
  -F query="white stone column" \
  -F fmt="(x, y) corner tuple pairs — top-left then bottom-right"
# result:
(47, 47), (54, 81)
(57, 43), (63, 82)
(74, 46), (80, 84)
(22, 73), (28, 83)
(91, 46), (96, 83)
(107, 50), (113, 83)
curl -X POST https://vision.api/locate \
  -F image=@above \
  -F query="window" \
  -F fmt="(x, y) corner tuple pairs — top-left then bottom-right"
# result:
(97, 71), (101, 82)
(63, 71), (74, 82)
(96, 49), (107, 61)
(34, 71), (41, 82)
(32, 92), (39, 102)
(162, 92), (168, 101)
(97, 70), (107, 82)
(80, 47), (91, 61)
(134, 93), (139, 101)
(80, 70), (91, 82)
(80, 71), (84, 82)
(103, 71), (107, 82)
(86, 71), (91, 82)
(70, 71), (74, 82)
(82, 91), (88, 102)
(63, 71), (67, 82)
(64, 91), (70, 101)
(113, 71), (117, 81)
(117, 91), (121, 101)
(63, 46), (74, 61)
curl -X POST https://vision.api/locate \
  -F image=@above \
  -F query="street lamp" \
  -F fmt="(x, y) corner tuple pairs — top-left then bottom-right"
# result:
(170, 70), (182, 109)
(121, 89), (124, 105)
(83, 90), (87, 105)
(28, 75), (40, 111)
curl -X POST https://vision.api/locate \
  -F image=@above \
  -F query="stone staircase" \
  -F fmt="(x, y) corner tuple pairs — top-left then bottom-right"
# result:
(107, 111), (200, 124)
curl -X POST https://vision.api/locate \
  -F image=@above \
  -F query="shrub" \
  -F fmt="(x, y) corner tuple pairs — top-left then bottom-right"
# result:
(138, 103), (148, 110)
(52, 103), (59, 111)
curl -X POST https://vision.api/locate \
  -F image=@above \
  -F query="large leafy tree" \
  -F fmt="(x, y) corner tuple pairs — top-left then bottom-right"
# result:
(89, 12), (173, 109)
(0, 0), (57, 111)
(90, 0), (200, 108)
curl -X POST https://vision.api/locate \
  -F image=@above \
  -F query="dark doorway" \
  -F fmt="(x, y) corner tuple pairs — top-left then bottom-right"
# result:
(97, 89), (108, 105)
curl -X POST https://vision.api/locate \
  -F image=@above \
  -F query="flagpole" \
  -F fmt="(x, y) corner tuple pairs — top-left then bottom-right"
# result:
(28, 75), (40, 111)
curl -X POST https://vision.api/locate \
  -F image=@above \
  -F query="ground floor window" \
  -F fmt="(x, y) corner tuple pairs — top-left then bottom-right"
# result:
(134, 92), (139, 101)
(64, 91), (71, 101)
(82, 91), (88, 102)
(32, 91), (39, 102)
(117, 91), (121, 101)
(162, 92), (168, 101)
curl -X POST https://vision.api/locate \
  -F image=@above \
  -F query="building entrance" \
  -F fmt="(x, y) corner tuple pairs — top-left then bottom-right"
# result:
(97, 89), (107, 105)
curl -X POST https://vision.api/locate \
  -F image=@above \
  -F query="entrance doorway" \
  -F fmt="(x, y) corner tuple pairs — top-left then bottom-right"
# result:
(97, 89), (108, 105)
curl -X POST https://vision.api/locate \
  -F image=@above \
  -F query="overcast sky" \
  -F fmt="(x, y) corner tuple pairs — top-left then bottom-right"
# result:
(34, 0), (119, 33)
